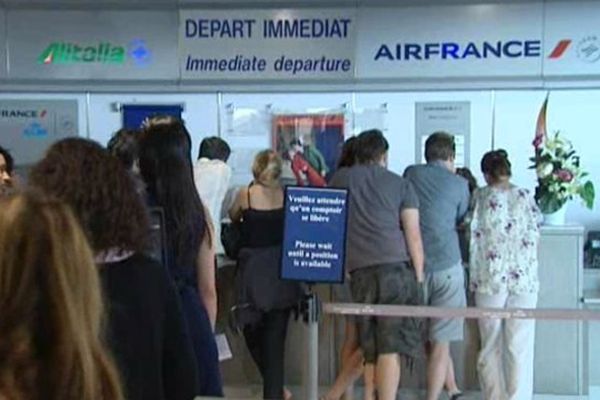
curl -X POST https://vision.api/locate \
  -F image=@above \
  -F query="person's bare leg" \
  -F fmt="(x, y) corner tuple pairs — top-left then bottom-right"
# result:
(322, 321), (363, 400)
(427, 342), (450, 400)
(284, 387), (292, 400)
(342, 321), (359, 400)
(363, 363), (376, 400)
(445, 357), (461, 395)
(323, 349), (364, 400)
(375, 353), (400, 400)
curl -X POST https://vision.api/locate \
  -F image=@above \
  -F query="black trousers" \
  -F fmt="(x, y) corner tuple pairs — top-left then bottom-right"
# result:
(243, 309), (291, 399)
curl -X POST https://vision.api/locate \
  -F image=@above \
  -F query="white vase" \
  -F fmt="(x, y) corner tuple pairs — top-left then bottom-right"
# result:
(543, 204), (567, 226)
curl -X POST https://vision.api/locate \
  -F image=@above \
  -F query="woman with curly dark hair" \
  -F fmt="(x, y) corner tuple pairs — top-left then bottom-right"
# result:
(29, 138), (199, 400)
(138, 117), (223, 397)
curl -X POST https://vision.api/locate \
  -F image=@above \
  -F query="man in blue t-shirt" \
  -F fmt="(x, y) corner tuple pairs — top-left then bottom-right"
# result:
(405, 132), (470, 400)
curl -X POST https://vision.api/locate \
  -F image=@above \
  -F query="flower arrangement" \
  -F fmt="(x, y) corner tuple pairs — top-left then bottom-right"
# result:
(530, 131), (595, 214)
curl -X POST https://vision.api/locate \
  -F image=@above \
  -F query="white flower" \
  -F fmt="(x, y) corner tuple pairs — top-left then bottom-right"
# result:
(536, 162), (554, 178)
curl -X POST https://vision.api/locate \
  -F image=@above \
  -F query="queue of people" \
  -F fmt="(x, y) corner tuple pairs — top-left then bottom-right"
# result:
(0, 121), (540, 400)
(326, 130), (541, 400)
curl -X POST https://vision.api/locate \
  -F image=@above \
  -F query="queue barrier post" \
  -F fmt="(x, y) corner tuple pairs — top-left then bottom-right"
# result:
(300, 285), (321, 400)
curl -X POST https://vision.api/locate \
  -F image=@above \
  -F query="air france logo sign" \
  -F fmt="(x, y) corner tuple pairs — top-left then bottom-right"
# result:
(372, 38), (597, 63)
(374, 40), (542, 61)
(0, 109), (46, 118)
(546, 37), (600, 63)
(38, 40), (152, 66)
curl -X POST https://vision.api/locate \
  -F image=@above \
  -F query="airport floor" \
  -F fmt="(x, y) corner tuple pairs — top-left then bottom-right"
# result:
(195, 386), (593, 399)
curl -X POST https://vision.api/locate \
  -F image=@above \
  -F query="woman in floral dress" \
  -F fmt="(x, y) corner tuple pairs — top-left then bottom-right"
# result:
(470, 149), (541, 400)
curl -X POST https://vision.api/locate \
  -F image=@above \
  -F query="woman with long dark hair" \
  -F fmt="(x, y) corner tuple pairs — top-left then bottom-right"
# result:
(138, 117), (223, 397)
(30, 138), (198, 400)
(0, 191), (124, 400)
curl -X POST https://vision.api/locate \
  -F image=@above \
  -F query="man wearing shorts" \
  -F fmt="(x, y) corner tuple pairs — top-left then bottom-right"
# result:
(405, 132), (470, 400)
(330, 129), (425, 400)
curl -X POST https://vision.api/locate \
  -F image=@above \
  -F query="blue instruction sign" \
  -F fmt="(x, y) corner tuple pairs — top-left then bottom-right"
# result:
(281, 186), (348, 283)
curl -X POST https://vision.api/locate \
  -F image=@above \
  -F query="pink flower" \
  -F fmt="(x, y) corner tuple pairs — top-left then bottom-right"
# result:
(555, 169), (574, 182)
(533, 135), (544, 149)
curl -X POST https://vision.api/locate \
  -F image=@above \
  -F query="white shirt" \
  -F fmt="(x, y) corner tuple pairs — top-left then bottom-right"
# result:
(469, 185), (541, 295)
(193, 158), (232, 255)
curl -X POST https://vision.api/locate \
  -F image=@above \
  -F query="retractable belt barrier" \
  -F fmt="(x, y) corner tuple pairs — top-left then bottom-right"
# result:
(198, 302), (600, 400)
(323, 302), (600, 320)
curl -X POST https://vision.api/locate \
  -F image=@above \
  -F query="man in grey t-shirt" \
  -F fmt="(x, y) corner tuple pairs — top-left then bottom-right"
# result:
(330, 129), (424, 400)
(404, 132), (470, 400)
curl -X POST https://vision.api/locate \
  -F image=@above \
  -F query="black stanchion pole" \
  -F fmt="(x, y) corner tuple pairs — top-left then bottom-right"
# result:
(301, 284), (320, 400)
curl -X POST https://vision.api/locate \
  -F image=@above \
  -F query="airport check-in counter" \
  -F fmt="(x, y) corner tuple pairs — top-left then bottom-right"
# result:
(216, 225), (589, 396)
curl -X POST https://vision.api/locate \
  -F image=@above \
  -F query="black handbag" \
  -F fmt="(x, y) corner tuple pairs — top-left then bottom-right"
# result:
(221, 220), (242, 260)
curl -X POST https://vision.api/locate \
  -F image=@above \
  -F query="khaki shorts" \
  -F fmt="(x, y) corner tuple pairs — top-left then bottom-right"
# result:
(350, 263), (423, 363)
(425, 262), (466, 342)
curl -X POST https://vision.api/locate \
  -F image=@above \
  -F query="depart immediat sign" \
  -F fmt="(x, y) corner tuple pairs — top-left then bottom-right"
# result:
(7, 10), (178, 80)
(281, 187), (348, 284)
(179, 9), (356, 80)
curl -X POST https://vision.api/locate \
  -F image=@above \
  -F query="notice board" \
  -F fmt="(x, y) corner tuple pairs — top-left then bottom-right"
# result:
(281, 186), (348, 283)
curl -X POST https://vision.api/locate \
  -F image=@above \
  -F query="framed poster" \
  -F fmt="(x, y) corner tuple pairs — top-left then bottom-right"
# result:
(272, 114), (344, 185)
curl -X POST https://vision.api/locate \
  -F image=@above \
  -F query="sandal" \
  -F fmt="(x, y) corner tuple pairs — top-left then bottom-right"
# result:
(449, 391), (464, 400)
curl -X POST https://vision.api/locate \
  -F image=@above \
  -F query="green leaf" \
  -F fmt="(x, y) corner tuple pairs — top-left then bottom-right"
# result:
(581, 181), (596, 209)
(536, 183), (567, 213)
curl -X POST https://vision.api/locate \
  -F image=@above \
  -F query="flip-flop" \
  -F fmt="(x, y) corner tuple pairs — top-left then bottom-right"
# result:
(449, 392), (465, 400)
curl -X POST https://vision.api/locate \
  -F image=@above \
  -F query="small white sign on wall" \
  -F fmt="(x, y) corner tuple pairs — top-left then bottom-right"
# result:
(415, 101), (470, 168)
(0, 99), (78, 166)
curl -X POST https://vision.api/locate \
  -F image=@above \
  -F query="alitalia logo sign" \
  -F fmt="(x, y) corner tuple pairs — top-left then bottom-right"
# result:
(37, 40), (152, 65)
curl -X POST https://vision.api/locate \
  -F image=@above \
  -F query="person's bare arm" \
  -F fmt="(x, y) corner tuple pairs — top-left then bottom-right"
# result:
(196, 216), (218, 331)
(228, 187), (247, 222)
(401, 208), (424, 283)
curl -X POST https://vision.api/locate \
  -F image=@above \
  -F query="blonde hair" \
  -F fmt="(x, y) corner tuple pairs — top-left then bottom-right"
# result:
(0, 192), (123, 400)
(252, 150), (282, 187)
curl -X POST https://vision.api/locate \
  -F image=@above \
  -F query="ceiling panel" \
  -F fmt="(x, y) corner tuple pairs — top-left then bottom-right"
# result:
(2, 0), (539, 6)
